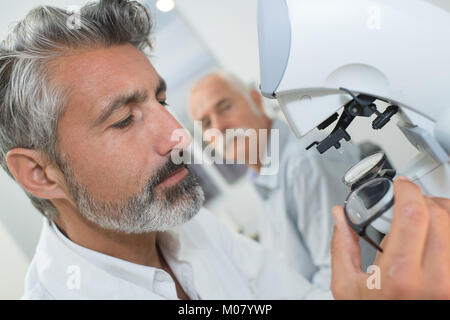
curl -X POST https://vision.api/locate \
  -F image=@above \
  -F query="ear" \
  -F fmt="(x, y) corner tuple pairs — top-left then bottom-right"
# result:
(250, 89), (264, 113)
(6, 148), (67, 201)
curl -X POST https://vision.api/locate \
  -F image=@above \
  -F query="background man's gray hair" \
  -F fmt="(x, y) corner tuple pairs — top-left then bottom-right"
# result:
(0, 0), (153, 220)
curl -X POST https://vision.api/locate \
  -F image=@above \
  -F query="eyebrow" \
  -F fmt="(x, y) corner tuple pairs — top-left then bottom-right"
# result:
(199, 98), (229, 123)
(93, 77), (167, 127)
(214, 98), (229, 110)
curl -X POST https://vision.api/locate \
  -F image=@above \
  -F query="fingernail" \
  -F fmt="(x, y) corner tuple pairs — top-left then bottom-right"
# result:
(396, 175), (409, 181)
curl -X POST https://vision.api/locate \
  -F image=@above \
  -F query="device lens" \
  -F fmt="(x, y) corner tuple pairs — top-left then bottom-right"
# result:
(343, 152), (385, 186)
(345, 178), (392, 225)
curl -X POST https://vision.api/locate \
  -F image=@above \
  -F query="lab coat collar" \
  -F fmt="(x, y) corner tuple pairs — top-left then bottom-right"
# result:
(251, 117), (291, 197)
(29, 219), (186, 299)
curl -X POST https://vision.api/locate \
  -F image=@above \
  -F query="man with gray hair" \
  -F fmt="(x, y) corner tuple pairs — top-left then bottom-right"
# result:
(1, 0), (449, 300)
(188, 71), (362, 290)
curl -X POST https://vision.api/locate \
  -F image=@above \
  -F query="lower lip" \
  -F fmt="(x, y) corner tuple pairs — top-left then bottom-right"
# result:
(158, 167), (188, 186)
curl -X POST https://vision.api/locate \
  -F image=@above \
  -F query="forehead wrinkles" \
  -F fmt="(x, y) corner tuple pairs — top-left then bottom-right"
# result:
(49, 50), (120, 98)
(49, 46), (156, 123)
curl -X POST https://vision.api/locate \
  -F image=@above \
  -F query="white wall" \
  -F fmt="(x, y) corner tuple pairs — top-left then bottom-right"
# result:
(177, 0), (260, 83)
(427, 0), (450, 11)
(0, 222), (29, 299)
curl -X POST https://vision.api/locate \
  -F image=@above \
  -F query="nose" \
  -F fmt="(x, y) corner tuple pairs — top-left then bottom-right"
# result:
(154, 107), (191, 157)
(210, 114), (227, 134)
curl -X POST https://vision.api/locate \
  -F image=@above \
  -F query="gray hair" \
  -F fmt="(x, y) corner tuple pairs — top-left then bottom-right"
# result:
(0, 0), (153, 220)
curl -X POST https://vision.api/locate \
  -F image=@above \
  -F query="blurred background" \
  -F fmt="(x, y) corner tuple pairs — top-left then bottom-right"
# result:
(1, 0), (449, 299)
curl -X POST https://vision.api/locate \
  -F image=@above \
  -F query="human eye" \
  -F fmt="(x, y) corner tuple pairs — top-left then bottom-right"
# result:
(112, 115), (134, 129)
(202, 118), (211, 129)
(158, 99), (169, 107)
(218, 103), (231, 113)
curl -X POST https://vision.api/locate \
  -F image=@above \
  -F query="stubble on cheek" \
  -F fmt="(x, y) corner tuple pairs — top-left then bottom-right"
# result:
(58, 122), (154, 204)
(68, 154), (146, 204)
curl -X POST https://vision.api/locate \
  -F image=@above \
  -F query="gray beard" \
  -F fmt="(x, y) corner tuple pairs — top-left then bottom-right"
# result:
(59, 158), (204, 234)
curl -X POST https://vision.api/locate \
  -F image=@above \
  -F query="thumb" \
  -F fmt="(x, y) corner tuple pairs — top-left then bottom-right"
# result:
(331, 206), (365, 299)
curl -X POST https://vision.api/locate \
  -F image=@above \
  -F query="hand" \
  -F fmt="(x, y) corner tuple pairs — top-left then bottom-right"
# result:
(330, 176), (450, 299)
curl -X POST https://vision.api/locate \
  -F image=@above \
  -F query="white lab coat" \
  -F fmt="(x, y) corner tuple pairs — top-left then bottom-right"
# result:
(251, 118), (361, 290)
(22, 208), (332, 300)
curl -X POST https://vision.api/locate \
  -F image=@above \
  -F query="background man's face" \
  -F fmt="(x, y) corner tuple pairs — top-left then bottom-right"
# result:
(188, 76), (268, 162)
(51, 44), (203, 233)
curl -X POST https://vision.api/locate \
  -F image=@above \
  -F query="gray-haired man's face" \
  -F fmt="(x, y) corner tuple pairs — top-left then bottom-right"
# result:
(188, 75), (269, 162)
(51, 44), (203, 233)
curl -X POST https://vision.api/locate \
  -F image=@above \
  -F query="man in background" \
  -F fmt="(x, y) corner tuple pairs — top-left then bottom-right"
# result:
(189, 71), (361, 289)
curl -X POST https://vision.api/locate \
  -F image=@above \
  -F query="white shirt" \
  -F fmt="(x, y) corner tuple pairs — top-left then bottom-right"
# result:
(22, 208), (333, 300)
(251, 118), (361, 290)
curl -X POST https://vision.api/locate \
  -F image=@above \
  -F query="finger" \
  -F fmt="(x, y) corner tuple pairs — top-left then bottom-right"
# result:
(430, 197), (450, 213)
(384, 177), (430, 266)
(331, 206), (362, 272)
(331, 206), (365, 298)
(431, 198), (450, 237)
(379, 234), (389, 249)
(423, 197), (450, 270)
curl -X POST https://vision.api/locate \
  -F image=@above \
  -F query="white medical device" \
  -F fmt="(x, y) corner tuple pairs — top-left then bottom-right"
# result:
(257, 0), (450, 235)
